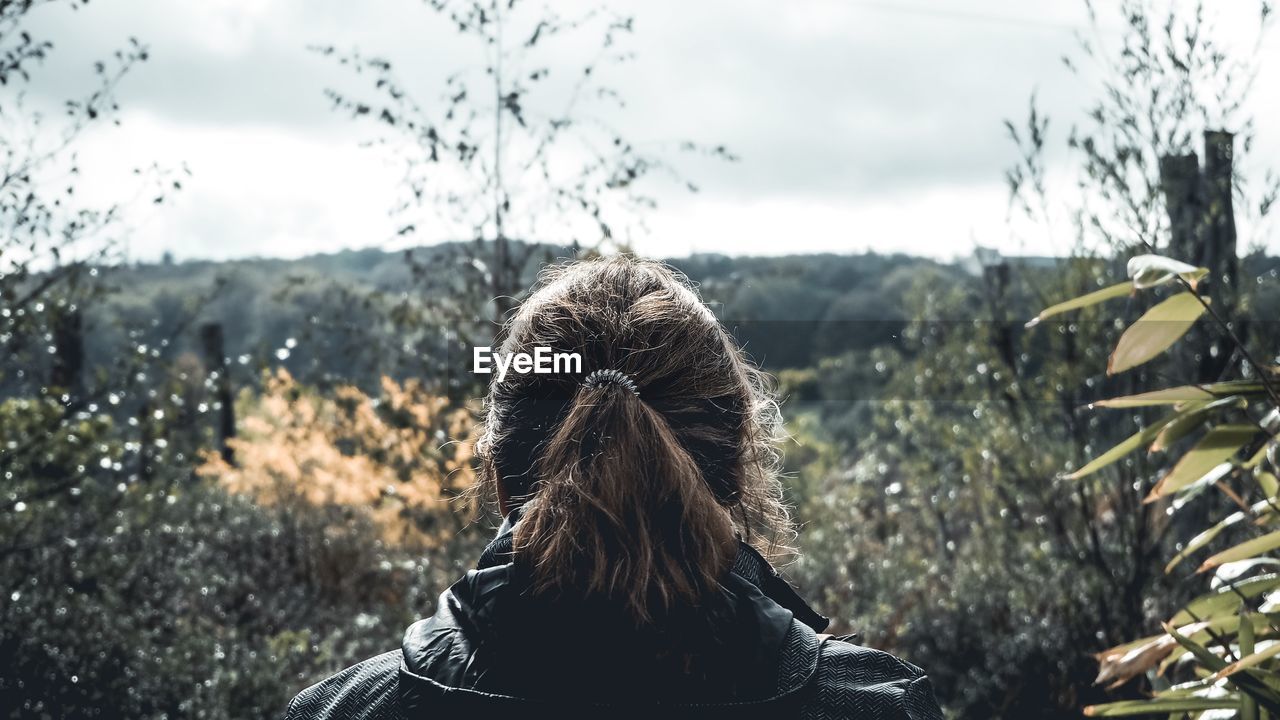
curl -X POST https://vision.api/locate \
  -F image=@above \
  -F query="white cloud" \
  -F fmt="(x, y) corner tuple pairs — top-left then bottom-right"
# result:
(70, 112), (402, 261)
(13, 0), (1280, 261)
(643, 181), (1019, 259)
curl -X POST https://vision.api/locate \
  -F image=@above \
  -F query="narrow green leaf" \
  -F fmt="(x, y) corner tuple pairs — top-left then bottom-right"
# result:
(1164, 623), (1280, 711)
(1166, 500), (1276, 574)
(1108, 292), (1210, 375)
(1149, 397), (1246, 453)
(1199, 531), (1280, 573)
(1242, 622), (1262, 720)
(1240, 602), (1256, 656)
(1147, 424), (1259, 501)
(1245, 444), (1272, 471)
(1091, 382), (1264, 409)
(1026, 280), (1133, 328)
(1156, 613), (1279, 676)
(1164, 622), (1231, 672)
(1083, 697), (1239, 716)
(1067, 416), (1176, 480)
(1214, 643), (1280, 681)
(1172, 574), (1280, 625)
(1092, 386), (1212, 408)
(1258, 471), (1280, 499)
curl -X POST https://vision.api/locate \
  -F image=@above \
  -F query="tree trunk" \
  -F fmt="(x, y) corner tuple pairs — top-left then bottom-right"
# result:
(1158, 131), (1240, 384)
(1158, 153), (1200, 264)
(50, 305), (84, 405)
(200, 322), (236, 465)
(1201, 131), (1238, 316)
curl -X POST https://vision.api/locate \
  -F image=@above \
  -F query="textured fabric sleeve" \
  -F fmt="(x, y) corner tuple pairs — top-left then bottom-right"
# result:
(802, 640), (944, 720)
(284, 650), (404, 720)
(904, 675), (942, 720)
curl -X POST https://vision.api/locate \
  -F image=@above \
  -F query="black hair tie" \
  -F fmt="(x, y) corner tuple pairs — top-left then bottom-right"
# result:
(582, 368), (639, 396)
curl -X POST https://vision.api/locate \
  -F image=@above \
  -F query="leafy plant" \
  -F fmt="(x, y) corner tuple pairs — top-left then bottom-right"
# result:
(197, 369), (479, 548)
(1032, 254), (1280, 718)
(316, 0), (734, 326)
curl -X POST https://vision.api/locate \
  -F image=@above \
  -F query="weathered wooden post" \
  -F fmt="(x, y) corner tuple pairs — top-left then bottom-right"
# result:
(1201, 130), (1238, 315)
(50, 305), (84, 404)
(1158, 130), (1240, 383)
(200, 322), (236, 465)
(1158, 152), (1201, 265)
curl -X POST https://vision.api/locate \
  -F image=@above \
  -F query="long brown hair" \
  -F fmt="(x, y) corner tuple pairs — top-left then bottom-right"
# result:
(475, 256), (791, 624)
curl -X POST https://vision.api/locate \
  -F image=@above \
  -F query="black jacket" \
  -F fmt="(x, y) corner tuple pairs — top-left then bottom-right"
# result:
(285, 516), (943, 719)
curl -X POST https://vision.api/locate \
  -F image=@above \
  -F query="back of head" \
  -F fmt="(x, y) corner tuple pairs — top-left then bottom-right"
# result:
(477, 256), (789, 624)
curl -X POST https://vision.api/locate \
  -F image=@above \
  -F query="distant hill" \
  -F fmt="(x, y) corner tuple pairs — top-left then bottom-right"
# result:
(31, 242), (1280, 402)
(78, 243), (958, 384)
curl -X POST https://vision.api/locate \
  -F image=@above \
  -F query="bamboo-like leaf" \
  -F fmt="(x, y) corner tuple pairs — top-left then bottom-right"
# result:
(1245, 445), (1273, 471)
(1168, 464), (1235, 512)
(1092, 617), (1243, 688)
(1083, 696), (1239, 716)
(1199, 531), (1280, 573)
(1258, 471), (1280, 500)
(1108, 292), (1210, 375)
(1090, 382), (1264, 409)
(1172, 574), (1280, 625)
(1241, 605), (1257, 657)
(1146, 424), (1259, 501)
(1066, 416), (1177, 480)
(1163, 623), (1280, 711)
(1240, 610), (1260, 720)
(1026, 280), (1133, 328)
(1213, 560), (1280, 587)
(1163, 622), (1231, 672)
(1149, 397), (1246, 453)
(1212, 643), (1280, 682)
(1167, 501), (1277, 574)
(1156, 613), (1280, 675)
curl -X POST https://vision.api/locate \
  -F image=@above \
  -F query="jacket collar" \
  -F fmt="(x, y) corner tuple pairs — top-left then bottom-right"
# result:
(398, 510), (829, 710)
(476, 508), (830, 633)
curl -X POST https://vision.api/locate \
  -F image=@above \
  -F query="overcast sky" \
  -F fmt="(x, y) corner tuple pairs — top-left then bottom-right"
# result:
(15, 0), (1280, 261)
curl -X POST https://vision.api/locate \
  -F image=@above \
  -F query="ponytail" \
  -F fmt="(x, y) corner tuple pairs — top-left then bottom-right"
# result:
(513, 380), (737, 624)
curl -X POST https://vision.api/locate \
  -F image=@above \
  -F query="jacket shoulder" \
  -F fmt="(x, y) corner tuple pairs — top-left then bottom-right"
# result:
(801, 639), (943, 720)
(285, 650), (403, 720)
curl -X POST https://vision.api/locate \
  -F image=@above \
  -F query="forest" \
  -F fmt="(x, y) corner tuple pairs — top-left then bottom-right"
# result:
(6, 0), (1280, 718)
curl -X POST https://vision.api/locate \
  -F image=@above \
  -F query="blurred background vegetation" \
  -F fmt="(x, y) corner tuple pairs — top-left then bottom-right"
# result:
(5, 0), (1280, 718)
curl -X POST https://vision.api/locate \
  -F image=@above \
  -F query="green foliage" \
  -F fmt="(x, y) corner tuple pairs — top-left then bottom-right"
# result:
(7, 1), (1280, 719)
(1025, 256), (1280, 718)
(785, 258), (1164, 718)
(0, 394), (473, 719)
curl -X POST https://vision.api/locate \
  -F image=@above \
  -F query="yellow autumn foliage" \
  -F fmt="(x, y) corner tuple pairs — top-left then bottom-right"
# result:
(198, 369), (477, 547)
